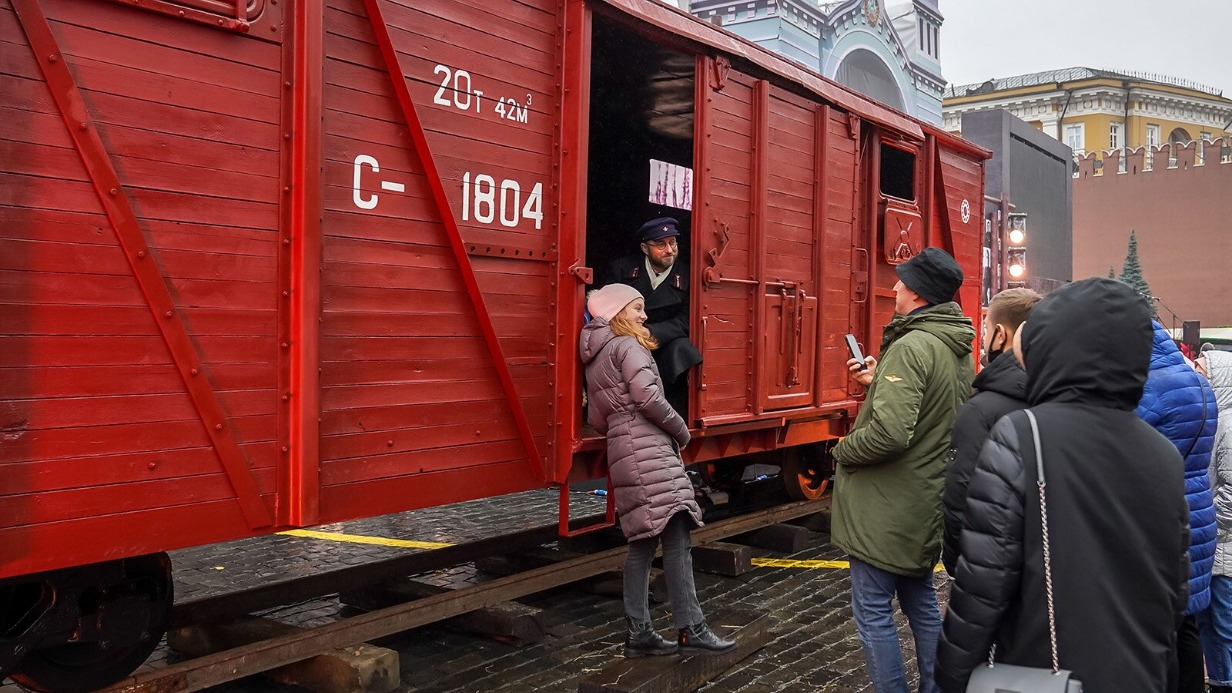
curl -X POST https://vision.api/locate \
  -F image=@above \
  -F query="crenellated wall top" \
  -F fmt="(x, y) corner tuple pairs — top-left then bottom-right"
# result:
(1074, 137), (1230, 178)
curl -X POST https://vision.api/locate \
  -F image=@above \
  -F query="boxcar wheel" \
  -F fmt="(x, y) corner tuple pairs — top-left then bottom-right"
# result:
(10, 554), (172, 693)
(781, 446), (830, 501)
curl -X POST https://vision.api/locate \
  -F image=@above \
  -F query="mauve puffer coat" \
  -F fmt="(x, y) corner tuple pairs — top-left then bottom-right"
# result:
(580, 319), (702, 542)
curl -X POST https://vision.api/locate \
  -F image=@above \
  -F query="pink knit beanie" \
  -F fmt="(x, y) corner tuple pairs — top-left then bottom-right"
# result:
(587, 284), (643, 322)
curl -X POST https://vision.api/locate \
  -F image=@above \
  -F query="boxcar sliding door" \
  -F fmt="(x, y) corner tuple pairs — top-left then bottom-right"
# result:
(693, 62), (824, 423)
(756, 85), (821, 412)
(693, 61), (756, 425)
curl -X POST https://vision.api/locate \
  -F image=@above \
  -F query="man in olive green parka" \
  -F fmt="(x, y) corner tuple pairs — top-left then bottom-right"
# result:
(832, 247), (975, 693)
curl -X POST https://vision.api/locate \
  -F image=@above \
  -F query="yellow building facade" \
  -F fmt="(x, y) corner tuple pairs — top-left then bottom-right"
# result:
(941, 68), (1232, 158)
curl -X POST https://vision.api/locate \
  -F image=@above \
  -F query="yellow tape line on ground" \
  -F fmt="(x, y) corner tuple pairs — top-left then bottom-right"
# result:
(279, 532), (946, 573)
(751, 558), (851, 570)
(751, 558), (947, 573)
(278, 529), (454, 550)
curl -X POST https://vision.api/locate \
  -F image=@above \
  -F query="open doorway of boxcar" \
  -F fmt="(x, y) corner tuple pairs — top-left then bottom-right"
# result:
(583, 17), (697, 420)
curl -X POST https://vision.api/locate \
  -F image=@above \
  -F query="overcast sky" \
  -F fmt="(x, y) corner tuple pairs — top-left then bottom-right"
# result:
(939, 0), (1232, 98)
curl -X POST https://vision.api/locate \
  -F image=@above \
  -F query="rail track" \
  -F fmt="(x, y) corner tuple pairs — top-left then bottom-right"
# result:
(168, 511), (612, 630)
(100, 498), (826, 693)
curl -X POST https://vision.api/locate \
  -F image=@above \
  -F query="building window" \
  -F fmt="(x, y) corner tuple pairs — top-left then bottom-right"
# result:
(922, 24), (936, 59)
(1110, 122), (1123, 150)
(1064, 123), (1085, 155)
(919, 19), (924, 52)
(1146, 124), (1160, 148)
(919, 21), (938, 59)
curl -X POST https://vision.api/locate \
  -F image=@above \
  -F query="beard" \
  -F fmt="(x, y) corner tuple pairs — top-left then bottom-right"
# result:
(649, 255), (676, 273)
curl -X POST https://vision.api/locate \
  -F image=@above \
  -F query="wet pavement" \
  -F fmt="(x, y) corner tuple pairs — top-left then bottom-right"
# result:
(3, 489), (945, 692)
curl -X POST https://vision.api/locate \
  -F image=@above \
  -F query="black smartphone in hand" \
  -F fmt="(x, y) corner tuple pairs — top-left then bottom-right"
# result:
(845, 334), (868, 370)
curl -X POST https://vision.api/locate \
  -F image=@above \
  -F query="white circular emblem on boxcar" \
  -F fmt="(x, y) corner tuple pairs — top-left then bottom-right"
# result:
(960, 199), (971, 224)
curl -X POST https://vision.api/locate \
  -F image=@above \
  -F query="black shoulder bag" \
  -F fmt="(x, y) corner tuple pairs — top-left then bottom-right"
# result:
(965, 409), (1083, 693)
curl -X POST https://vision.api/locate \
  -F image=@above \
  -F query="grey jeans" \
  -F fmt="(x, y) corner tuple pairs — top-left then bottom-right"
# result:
(623, 512), (705, 629)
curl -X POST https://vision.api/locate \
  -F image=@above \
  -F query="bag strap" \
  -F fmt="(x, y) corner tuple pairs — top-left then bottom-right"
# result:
(1023, 408), (1061, 675)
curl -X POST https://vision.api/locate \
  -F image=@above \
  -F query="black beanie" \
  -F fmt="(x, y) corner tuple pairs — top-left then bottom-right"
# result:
(895, 247), (963, 306)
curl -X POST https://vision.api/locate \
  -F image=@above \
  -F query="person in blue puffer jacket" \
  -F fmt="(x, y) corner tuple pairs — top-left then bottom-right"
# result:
(1137, 320), (1218, 693)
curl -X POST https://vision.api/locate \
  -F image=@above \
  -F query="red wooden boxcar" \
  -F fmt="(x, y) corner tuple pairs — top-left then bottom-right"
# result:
(0, 0), (987, 688)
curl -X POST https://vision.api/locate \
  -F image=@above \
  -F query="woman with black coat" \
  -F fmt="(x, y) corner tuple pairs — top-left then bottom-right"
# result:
(941, 288), (1039, 575)
(935, 278), (1190, 693)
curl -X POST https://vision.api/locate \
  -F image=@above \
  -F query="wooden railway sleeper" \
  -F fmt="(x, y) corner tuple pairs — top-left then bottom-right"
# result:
(102, 500), (827, 693)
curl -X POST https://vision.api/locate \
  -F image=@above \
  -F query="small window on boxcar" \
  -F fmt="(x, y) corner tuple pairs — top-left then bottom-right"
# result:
(879, 145), (916, 201)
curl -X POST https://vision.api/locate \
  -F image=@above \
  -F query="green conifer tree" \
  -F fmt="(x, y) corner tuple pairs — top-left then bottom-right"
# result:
(1119, 229), (1152, 300)
(1108, 266), (1116, 279)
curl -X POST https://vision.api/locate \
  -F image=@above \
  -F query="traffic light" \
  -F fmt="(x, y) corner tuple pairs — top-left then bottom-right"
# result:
(1005, 212), (1027, 288)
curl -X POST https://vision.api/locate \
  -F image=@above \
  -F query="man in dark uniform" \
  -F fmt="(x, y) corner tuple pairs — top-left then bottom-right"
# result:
(599, 217), (702, 405)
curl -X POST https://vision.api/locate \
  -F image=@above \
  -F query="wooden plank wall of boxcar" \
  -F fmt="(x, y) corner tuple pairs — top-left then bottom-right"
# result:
(819, 109), (861, 405)
(314, 0), (559, 518)
(866, 158), (899, 355)
(696, 69), (756, 422)
(697, 68), (869, 421)
(0, 0), (284, 573)
(759, 91), (869, 413)
(760, 86), (817, 411)
(933, 144), (984, 310)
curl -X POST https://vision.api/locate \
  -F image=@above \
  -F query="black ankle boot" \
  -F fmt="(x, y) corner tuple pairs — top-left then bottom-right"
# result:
(624, 617), (678, 657)
(677, 622), (736, 654)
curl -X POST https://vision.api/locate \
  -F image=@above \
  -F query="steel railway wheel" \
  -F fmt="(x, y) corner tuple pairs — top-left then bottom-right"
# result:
(780, 445), (831, 501)
(697, 445), (831, 503)
(9, 553), (173, 693)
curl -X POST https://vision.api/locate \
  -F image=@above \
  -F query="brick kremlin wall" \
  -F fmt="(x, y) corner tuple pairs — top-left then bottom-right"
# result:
(1073, 137), (1232, 326)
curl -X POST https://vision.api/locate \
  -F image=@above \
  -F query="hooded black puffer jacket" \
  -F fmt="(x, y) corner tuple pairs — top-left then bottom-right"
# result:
(936, 278), (1189, 693)
(941, 349), (1028, 575)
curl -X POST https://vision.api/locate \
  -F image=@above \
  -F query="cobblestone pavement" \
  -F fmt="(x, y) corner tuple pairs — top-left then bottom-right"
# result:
(174, 489), (593, 602)
(2, 489), (952, 692)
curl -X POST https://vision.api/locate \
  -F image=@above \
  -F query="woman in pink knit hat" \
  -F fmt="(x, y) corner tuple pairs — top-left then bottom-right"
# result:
(578, 283), (735, 658)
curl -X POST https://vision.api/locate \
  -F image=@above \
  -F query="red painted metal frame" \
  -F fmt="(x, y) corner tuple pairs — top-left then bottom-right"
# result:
(360, 0), (544, 476)
(99, 0), (256, 33)
(557, 473), (616, 537)
(12, 0), (273, 529)
(278, 0), (324, 527)
(750, 79), (768, 416)
(811, 104), (830, 407)
(846, 117), (871, 399)
(556, 0), (593, 483)
(922, 135), (936, 246)
(689, 54), (711, 421)
(863, 125), (880, 351)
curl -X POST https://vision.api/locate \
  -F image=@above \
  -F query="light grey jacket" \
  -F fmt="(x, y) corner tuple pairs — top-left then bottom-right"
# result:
(1207, 350), (1232, 576)
(579, 319), (702, 542)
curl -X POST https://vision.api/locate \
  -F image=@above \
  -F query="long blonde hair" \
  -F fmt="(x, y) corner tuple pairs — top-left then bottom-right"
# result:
(609, 312), (658, 351)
